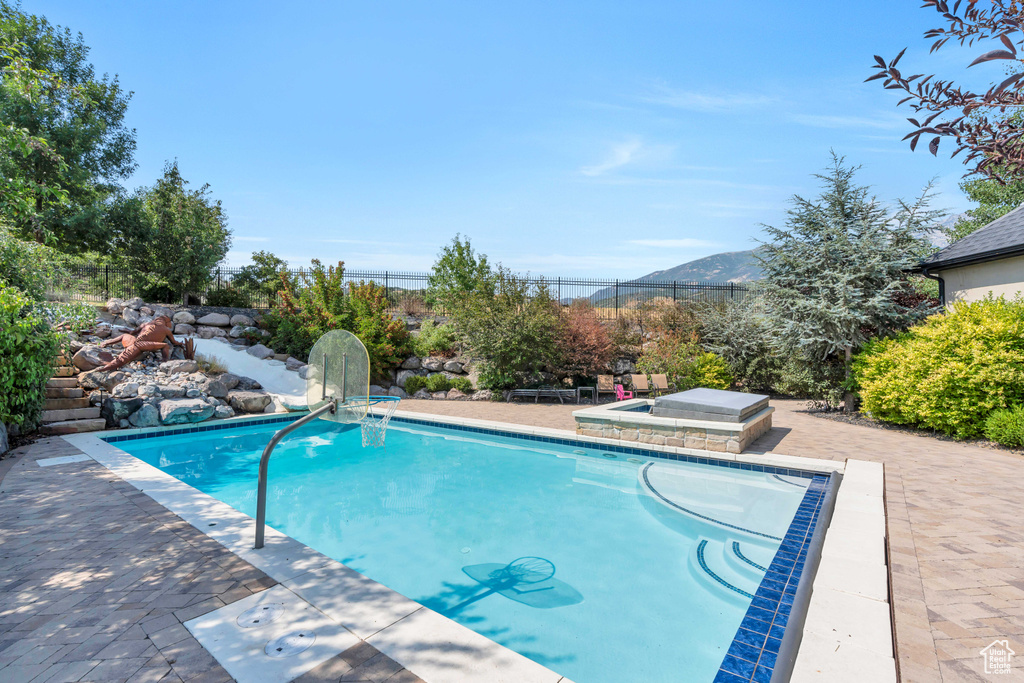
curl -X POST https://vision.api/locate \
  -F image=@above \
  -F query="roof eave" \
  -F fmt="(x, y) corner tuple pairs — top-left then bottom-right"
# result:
(911, 244), (1024, 273)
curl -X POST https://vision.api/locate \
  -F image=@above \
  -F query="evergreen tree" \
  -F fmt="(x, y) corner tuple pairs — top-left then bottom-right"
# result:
(757, 154), (941, 410)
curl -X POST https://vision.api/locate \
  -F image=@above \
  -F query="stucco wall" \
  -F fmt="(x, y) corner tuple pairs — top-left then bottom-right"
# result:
(937, 254), (1024, 305)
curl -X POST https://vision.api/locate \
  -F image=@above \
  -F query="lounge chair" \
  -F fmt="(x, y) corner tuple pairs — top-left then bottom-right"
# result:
(615, 384), (633, 401)
(629, 374), (651, 396)
(651, 374), (670, 396)
(597, 375), (615, 396)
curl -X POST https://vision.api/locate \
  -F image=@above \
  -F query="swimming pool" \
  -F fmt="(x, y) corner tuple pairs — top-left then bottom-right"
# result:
(109, 415), (829, 683)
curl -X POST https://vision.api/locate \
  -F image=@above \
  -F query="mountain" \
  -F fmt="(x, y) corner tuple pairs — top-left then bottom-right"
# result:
(638, 249), (763, 284)
(586, 249), (762, 307)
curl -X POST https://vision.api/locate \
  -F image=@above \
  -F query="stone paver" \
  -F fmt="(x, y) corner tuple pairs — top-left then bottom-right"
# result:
(3, 396), (1022, 683)
(0, 438), (422, 683)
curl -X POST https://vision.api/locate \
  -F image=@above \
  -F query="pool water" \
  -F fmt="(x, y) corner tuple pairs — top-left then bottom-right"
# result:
(116, 418), (810, 683)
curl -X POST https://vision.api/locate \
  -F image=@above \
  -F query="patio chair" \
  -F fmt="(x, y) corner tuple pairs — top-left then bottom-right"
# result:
(629, 374), (651, 396)
(597, 375), (615, 396)
(615, 384), (633, 401)
(650, 374), (670, 396)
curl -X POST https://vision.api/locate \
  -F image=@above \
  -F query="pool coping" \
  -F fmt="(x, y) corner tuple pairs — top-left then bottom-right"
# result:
(62, 409), (889, 683)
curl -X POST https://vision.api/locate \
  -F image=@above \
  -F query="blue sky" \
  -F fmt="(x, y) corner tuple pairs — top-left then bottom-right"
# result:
(36, 1), (1001, 277)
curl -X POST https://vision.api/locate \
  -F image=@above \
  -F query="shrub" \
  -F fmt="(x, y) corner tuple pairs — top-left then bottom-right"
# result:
(195, 352), (228, 374)
(985, 406), (1024, 448)
(853, 296), (1024, 438)
(451, 376), (473, 393)
(35, 301), (98, 358)
(424, 374), (451, 392)
(206, 285), (253, 308)
(349, 281), (411, 380)
(555, 300), (614, 382)
(413, 319), (457, 357)
(636, 333), (732, 392)
(404, 376), (427, 395)
(0, 224), (73, 300)
(0, 285), (60, 429)
(426, 234), (493, 311)
(451, 267), (558, 390)
(698, 296), (784, 393)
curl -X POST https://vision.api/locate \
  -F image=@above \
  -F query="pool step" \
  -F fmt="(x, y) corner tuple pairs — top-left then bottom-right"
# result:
(40, 418), (106, 435)
(44, 397), (90, 411)
(687, 537), (764, 601)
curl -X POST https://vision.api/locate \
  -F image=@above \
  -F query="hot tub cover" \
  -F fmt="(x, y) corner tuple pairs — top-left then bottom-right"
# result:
(651, 388), (769, 423)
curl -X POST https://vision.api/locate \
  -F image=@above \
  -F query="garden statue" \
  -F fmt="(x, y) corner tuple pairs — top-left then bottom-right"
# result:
(96, 315), (184, 371)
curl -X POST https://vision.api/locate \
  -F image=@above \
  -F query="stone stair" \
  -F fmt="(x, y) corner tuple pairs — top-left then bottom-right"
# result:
(39, 361), (105, 436)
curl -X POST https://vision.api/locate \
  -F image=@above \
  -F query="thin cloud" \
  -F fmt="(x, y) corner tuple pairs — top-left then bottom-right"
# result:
(627, 239), (720, 248)
(580, 139), (645, 177)
(639, 80), (774, 112)
(793, 113), (904, 130)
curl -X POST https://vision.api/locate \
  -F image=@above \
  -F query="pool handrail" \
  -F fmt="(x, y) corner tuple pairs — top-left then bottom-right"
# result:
(254, 398), (337, 549)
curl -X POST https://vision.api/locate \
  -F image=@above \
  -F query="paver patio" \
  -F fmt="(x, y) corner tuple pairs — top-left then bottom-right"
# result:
(1, 398), (1021, 682)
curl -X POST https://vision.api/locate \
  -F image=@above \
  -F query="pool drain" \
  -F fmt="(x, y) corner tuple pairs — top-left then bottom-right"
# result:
(265, 630), (316, 658)
(573, 449), (587, 455)
(236, 603), (285, 629)
(601, 452), (618, 459)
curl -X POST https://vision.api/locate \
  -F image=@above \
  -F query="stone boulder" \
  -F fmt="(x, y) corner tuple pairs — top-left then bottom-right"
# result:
(159, 399), (215, 425)
(156, 385), (185, 399)
(446, 388), (467, 400)
(200, 378), (229, 398)
(246, 344), (274, 360)
(395, 369), (421, 389)
(196, 312), (231, 326)
(214, 405), (235, 419)
(612, 358), (635, 375)
(469, 389), (493, 401)
(285, 357), (306, 371)
(0, 422), (7, 457)
(138, 384), (160, 398)
(388, 386), (408, 399)
(72, 345), (115, 371)
(128, 403), (160, 428)
(172, 311), (196, 325)
(401, 356), (421, 370)
(235, 376), (262, 391)
(105, 298), (125, 314)
(444, 360), (464, 373)
(122, 308), (141, 325)
(125, 297), (145, 309)
(369, 385), (386, 396)
(92, 324), (112, 339)
(152, 306), (174, 320)
(79, 370), (127, 391)
(140, 306), (154, 317)
(174, 323), (196, 336)
(422, 357), (444, 372)
(228, 391), (272, 413)
(197, 326), (227, 339)
(101, 397), (143, 428)
(219, 373), (240, 390)
(413, 389), (432, 400)
(297, 366), (309, 380)
(230, 314), (255, 327)
(431, 391), (448, 400)
(228, 325), (246, 338)
(160, 359), (198, 374)
(111, 382), (139, 398)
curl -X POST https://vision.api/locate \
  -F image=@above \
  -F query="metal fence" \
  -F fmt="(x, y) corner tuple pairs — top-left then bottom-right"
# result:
(54, 264), (751, 321)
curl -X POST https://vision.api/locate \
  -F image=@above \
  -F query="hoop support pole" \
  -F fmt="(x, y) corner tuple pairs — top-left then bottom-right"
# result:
(255, 398), (337, 549)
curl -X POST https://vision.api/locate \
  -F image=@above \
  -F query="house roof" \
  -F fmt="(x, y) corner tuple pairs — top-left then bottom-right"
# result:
(916, 203), (1024, 271)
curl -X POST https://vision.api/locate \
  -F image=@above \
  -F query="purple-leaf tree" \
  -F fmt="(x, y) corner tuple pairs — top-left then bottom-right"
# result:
(868, 0), (1024, 181)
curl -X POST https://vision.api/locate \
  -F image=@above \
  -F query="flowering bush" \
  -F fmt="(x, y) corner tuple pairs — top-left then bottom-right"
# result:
(0, 285), (60, 428)
(636, 333), (732, 392)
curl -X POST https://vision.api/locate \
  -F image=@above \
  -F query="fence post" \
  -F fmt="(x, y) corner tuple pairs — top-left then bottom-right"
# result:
(730, 282), (735, 299)
(558, 277), (561, 305)
(385, 271), (390, 305)
(104, 265), (109, 299)
(615, 279), (619, 318)
(673, 281), (677, 302)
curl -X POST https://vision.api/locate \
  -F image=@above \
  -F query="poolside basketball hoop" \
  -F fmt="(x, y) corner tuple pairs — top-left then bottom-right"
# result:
(256, 330), (401, 549)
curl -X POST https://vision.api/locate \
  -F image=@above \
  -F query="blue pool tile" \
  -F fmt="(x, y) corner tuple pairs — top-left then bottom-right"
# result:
(713, 671), (751, 683)
(733, 627), (768, 650)
(726, 640), (762, 664)
(720, 654), (756, 678)
(752, 664), (774, 682)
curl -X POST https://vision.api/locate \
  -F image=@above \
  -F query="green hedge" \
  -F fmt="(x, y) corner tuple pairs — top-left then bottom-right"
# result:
(405, 373), (472, 395)
(0, 286), (60, 429)
(985, 407), (1024, 448)
(853, 297), (1024, 439)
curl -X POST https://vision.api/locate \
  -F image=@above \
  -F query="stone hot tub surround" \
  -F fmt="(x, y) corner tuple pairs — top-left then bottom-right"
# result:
(573, 397), (774, 454)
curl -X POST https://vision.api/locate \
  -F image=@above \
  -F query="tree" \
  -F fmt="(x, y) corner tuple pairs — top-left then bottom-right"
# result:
(109, 162), (230, 303)
(232, 250), (289, 303)
(949, 171), (1024, 241)
(555, 299), (615, 382)
(426, 234), (493, 311)
(0, 2), (136, 248)
(451, 268), (558, 390)
(867, 0), (1024, 181)
(757, 154), (941, 410)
